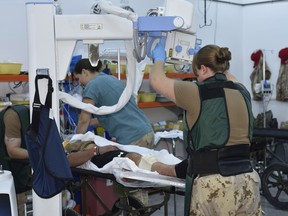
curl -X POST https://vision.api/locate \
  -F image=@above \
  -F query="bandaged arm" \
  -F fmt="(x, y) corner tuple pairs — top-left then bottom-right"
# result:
(138, 154), (179, 178)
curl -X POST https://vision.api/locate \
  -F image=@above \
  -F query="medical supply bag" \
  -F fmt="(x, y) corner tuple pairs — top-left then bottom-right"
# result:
(24, 74), (73, 198)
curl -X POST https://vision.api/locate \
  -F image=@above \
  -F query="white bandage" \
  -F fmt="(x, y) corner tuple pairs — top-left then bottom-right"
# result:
(138, 154), (158, 171)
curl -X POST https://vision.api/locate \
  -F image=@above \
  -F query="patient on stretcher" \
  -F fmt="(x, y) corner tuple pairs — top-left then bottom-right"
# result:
(65, 139), (187, 179)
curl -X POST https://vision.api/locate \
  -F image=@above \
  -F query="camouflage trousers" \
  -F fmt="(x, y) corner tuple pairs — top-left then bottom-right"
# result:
(190, 170), (262, 216)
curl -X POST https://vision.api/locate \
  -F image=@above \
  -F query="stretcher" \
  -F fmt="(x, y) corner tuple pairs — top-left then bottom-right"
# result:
(70, 167), (185, 216)
(68, 132), (185, 216)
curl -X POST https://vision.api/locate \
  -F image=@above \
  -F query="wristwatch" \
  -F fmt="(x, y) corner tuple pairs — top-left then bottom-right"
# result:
(93, 146), (100, 156)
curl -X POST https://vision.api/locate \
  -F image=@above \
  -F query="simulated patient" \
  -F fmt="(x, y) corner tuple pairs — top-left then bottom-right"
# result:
(65, 140), (187, 179)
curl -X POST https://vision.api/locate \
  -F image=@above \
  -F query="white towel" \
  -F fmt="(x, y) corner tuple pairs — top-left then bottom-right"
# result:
(154, 130), (183, 145)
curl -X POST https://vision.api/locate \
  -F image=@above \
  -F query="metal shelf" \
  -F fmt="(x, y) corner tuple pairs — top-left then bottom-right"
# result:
(112, 72), (196, 79)
(0, 74), (28, 82)
(138, 101), (175, 109)
(0, 74), (186, 109)
(115, 72), (195, 109)
(0, 73), (195, 82)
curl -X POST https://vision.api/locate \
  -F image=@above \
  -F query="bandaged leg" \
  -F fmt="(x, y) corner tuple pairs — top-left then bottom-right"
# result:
(138, 154), (158, 171)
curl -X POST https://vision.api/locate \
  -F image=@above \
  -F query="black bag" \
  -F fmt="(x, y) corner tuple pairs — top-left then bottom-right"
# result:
(25, 74), (73, 198)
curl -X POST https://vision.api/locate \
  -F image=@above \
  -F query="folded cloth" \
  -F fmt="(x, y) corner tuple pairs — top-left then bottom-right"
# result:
(154, 130), (183, 145)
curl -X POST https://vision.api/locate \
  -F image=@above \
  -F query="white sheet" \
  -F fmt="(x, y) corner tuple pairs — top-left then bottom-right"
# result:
(113, 169), (186, 189)
(154, 130), (183, 145)
(71, 132), (181, 173)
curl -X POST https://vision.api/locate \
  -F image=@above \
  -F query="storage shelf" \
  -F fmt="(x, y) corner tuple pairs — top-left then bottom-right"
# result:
(0, 73), (195, 82)
(0, 74), (28, 82)
(112, 72), (196, 79)
(0, 74), (182, 109)
(138, 101), (175, 108)
(114, 72), (195, 109)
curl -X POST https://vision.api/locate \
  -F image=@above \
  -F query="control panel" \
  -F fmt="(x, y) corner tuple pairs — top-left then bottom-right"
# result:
(165, 31), (197, 64)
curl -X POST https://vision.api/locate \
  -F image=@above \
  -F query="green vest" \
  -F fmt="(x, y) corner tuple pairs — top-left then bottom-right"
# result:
(183, 73), (254, 215)
(0, 105), (32, 194)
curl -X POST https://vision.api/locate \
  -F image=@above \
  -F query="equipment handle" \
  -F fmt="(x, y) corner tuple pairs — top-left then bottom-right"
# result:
(31, 73), (54, 134)
(146, 32), (167, 58)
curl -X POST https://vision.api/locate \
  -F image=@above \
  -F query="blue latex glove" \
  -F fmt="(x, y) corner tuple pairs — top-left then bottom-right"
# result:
(152, 43), (166, 62)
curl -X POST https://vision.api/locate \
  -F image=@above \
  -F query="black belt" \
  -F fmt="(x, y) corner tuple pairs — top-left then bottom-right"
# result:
(187, 144), (253, 177)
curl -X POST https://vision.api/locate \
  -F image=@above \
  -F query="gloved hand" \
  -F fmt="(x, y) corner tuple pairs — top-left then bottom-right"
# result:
(152, 43), (166, 62)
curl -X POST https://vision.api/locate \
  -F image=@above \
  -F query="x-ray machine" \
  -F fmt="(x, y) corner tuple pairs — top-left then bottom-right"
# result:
(26, 1), (196, 215)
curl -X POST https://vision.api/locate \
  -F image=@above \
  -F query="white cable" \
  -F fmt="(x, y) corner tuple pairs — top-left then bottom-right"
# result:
(98, 0), (138, 22)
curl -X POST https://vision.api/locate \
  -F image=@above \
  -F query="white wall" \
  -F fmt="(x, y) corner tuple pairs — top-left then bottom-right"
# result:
(192, 0), (244, 82)
(191, 0), (288, 124)
(1, 0), (287, 123)
(0, 0), (29, 73)
(242, 1), (288, 124)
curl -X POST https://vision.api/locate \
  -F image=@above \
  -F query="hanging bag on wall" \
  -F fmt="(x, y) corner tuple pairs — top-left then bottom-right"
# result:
(25, 74), (73, 198)
(276, 47), (288, 101)
(250, 50), (272, 101)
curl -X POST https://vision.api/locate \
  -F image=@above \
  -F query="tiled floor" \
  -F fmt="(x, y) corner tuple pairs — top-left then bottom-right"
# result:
(149, 193), (288, 216)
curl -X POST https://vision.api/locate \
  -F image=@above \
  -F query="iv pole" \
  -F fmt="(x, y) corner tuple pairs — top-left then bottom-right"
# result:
(261, 49), (273, 128)
(262, 51), (267, 128)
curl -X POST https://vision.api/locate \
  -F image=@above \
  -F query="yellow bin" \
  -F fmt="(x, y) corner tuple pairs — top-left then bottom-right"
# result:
(0, 63), (22, 75)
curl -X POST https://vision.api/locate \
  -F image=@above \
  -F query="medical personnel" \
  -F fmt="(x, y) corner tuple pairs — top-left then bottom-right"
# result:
(73, 58), (154, 149)
(1, 105), (32, 216)
(150, 43), (262, 216)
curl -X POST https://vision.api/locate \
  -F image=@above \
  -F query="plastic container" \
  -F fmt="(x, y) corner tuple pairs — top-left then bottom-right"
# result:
(0, 63), (22, 75)
(108, 64), (126, 74)
(140, 92), (156, 103)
